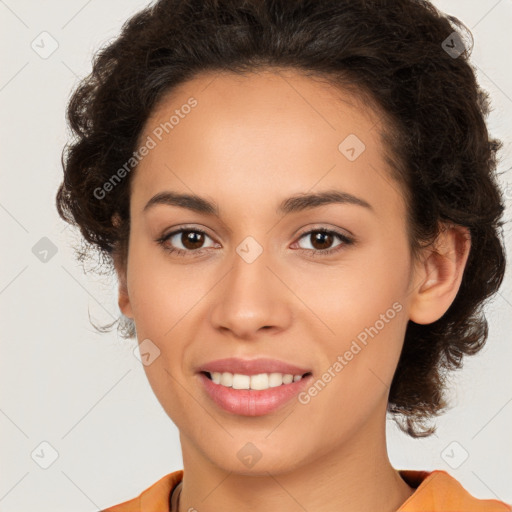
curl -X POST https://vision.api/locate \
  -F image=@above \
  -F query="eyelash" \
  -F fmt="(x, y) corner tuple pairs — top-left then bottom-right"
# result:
(156, 226), (354, 258)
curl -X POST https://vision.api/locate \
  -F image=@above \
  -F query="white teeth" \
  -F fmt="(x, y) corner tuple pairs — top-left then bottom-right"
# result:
(220, 372), (233, 387)
(232, 373), (251, 389)
(250, 373), (269, 390)
(208, 372), (305, 390)
(268, 372), (284, 387)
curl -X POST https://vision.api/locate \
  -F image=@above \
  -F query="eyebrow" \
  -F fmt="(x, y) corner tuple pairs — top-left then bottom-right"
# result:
(143, 189), (374, 216)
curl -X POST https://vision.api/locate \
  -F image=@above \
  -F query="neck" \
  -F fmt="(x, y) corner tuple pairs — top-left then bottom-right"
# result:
(177, 406), (415, 512)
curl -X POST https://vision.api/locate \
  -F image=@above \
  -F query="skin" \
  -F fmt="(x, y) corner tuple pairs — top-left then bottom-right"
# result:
(114, 68), (470, 512)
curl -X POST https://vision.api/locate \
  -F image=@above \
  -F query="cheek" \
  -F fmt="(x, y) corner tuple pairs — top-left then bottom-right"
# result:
(125, 240), (191, 332)
(298, 240), (409, 334)
(300, 238), (411, 393)
(297, 294), (408, 440)
(126, 244), (193, 423)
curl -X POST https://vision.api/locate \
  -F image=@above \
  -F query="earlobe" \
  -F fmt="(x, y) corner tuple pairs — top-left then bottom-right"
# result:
(114, 261), (133, 319)
(111, 214), (133, 319)
(409, 224), (471, 325)
(117, 278), (133, 319)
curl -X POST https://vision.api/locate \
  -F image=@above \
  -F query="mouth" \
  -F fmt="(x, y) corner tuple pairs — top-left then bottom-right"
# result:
(200, 370), (312, 390)
(198, 370), (314, 416)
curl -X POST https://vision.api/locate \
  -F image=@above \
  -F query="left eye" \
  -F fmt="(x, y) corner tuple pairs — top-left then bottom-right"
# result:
(294, 229), (351, 253)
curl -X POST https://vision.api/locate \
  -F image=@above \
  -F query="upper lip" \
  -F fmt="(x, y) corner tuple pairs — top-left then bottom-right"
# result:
(197, 357), (312, 376)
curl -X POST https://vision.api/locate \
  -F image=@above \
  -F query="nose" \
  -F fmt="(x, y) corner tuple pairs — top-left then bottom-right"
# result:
(209, 246), (293, 340)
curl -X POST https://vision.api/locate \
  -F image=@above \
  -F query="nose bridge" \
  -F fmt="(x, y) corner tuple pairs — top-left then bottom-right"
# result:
(209, 232), (291, 335)
(228, 233), (276, 302)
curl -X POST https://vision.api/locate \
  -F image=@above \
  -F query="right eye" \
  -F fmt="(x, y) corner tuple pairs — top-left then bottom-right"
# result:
(156, 227), (218, 257)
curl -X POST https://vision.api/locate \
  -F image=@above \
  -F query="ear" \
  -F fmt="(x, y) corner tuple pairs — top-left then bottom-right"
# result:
(112, 214), (133, 319)
(409, 224), (471, 325)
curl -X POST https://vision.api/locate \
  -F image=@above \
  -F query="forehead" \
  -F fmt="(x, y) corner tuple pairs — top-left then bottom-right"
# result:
(131, 68), (405, 220)
(145, 68), (382, 147)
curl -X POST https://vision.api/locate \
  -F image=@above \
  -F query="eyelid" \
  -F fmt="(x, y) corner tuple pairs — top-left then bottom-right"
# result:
(295, 223), (354, 239)
(160, 223), (353, 241)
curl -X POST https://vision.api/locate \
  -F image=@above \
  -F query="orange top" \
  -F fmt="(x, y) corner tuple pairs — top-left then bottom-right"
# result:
(101, 469), (511, 512)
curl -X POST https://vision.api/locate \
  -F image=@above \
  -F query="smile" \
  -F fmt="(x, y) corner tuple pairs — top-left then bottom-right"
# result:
(199, 371), (313, 416)
(205, 371), (309, 390)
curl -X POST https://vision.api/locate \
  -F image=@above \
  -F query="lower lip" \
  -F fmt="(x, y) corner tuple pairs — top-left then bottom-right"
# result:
(198, 373), (313, 416)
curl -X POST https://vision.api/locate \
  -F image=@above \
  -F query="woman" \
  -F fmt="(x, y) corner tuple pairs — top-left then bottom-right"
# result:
(56, 0), (511, 510)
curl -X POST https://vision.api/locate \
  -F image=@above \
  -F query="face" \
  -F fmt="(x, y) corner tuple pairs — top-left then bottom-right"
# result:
(119, 68), (420, 475)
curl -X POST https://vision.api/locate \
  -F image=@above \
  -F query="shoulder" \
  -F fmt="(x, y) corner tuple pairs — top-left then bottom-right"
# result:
(398, 469), (511, 512)
(101, 470), (184, 512)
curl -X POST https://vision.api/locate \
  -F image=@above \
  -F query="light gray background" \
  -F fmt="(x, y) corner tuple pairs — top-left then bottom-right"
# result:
(1, 1), (511, 510)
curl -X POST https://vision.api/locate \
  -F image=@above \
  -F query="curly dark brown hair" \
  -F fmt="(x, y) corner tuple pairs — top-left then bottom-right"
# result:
(56, 0), (507, 438)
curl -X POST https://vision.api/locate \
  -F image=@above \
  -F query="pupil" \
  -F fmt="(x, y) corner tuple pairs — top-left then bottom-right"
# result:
(184, 231), (203, 249)
(313, 232), (332, 250)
